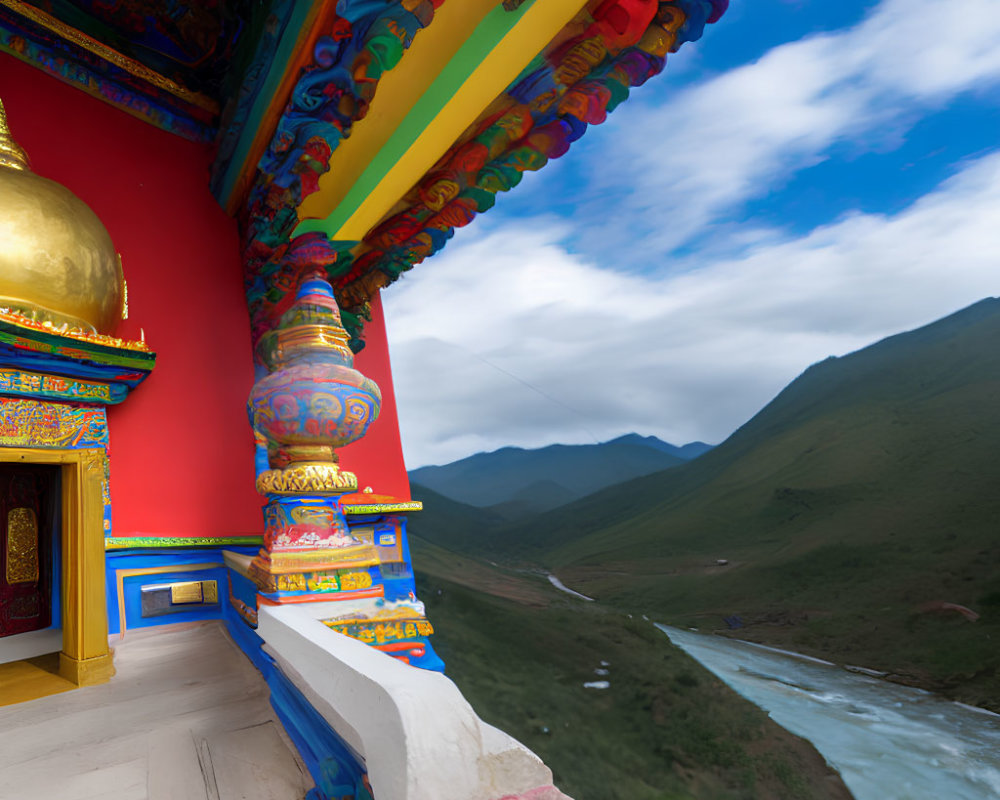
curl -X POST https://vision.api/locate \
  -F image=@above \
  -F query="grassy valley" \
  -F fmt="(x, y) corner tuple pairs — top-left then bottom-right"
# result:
(411, 536), (851, 800)
(463, 299), (1000, 709)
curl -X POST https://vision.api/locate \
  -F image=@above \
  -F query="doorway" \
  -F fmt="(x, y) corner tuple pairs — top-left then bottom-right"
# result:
(0, 447), (112, 699)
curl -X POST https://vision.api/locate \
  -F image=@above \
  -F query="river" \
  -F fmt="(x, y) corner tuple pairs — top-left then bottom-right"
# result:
(657, 625), (1000, 800)
(546, 573), (595, 601)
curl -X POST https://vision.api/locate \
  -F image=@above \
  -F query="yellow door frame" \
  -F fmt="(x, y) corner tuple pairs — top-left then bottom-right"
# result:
(1, 446), (113, 686)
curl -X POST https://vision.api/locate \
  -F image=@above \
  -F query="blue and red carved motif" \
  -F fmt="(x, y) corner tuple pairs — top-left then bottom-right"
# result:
(263, 496), (353, 553)
(252, 364), (381, 451)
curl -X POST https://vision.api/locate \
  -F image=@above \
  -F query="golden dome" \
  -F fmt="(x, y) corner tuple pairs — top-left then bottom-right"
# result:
(0, 98), (124, 334)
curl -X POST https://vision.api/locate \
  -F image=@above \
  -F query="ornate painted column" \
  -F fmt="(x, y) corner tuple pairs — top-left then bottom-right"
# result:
(248, 269), (380, 589)
(246, 268), (440, 670)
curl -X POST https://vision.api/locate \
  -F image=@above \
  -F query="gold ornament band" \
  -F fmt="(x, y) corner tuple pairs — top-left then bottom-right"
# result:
(256, 463), (358, 496)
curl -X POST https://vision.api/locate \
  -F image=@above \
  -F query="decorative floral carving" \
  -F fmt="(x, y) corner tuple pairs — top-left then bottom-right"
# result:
(6, 506), (38, 584)
(256, 464), (359, 496)
(239, 1), (444, 350)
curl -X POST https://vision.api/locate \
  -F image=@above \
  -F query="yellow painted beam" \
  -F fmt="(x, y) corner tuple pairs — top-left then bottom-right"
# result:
(295, 0), (590, 242)
(296, 0), (500, 224)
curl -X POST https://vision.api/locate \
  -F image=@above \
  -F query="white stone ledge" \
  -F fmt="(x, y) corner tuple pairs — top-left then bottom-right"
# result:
(257, 604), (571, 800)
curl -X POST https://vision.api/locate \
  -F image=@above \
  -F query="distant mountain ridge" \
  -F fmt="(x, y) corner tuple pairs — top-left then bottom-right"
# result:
(611, 433), (714, 460)
(408, 434), (712, 512)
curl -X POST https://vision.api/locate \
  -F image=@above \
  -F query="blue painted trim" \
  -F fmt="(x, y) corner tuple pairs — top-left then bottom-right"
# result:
(222, 604), (372, 800)
(0, 346), (149, 388)
(269, 661), (373, 800)
(228, 566), (259, 624)
(105, 548), (259, 634)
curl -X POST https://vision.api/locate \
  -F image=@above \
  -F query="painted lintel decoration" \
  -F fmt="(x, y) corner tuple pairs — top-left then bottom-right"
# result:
(0, 367), (119, 404)
(0, 398), (108, 449)
(0, 0), (271, 140)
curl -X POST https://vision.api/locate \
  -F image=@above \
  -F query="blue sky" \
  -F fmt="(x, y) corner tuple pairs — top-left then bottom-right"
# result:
(385, 0), (1000, 468)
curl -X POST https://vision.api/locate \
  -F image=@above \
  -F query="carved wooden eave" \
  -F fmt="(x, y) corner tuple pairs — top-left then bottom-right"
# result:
(0, 0), (268, 140)
(210, 0), (727, 353)
(1, 1), (728, 352)
(0, 309), (155, 403)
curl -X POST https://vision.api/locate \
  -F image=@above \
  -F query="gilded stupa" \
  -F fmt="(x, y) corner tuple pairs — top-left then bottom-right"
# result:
(0, 98), (124, 334)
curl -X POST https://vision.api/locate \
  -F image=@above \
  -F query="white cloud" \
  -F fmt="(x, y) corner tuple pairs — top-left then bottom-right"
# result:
(385, 151), (1000, 468)
(379, 0), (1000, 467)
(575, 0), (1000, 259)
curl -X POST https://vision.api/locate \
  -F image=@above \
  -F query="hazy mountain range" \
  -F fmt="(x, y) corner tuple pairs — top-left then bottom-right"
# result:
(409, 433), (713, 517)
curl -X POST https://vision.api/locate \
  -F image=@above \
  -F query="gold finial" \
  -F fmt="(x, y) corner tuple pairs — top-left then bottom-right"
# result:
(0, 98), (30, 172)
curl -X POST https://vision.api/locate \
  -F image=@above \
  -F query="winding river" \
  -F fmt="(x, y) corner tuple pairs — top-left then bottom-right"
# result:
(657, 625), (1000, 800)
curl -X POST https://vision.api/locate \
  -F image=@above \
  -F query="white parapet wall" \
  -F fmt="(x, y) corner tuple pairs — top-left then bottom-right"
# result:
(257, 604), (572, 800)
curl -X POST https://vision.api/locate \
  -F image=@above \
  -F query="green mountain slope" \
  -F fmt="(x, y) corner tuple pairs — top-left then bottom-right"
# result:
(408, 436), (687, 508)
(484, 298), (1000, 708)
(486, 478), (581, 519)
(406, 482), (503, 553)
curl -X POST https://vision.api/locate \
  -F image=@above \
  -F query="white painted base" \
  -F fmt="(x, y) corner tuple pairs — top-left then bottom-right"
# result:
(258, 604), (572, 800)
(0, 627), (62, 665)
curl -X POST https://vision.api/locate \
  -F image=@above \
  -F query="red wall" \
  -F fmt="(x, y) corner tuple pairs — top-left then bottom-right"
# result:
(1, 54), (410, 537)
(340, 291), (411, 501)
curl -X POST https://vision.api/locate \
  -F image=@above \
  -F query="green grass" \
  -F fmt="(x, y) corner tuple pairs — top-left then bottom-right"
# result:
(414, 558), (850, 800)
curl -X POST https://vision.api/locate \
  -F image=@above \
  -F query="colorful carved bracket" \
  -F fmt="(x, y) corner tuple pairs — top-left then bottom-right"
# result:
(335, 0), (728, 307)
(238, 0), (445, 354)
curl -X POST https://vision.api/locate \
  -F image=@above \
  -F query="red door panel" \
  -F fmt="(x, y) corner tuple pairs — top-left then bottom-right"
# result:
(0, 464), (56, 638)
